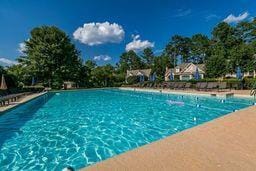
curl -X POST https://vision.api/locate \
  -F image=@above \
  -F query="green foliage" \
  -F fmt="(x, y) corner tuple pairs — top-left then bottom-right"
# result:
(190, 34), (210, 63)
(164, 35), (192, 64)
(91, 64), (115, 87)
(126, 76), (139, 84)
(0, 66), (19, 88)
(118, 50), (145, 73)
(142, 48), (154, 68)
(152, 55), (171, 80)
(18, 26), (82, 87)
(5, 18), (256, 90)
(206, 44), (227, 78)
(244, 78), (256, 89)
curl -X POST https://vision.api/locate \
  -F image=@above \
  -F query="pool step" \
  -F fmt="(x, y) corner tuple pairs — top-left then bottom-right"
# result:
(210, 92), (234, 98)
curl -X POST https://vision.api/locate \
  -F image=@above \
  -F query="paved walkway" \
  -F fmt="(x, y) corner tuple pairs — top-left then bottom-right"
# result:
(0, 92), (45, 112)
(84, 105), (256, 171)
(119, 87), (253, 98)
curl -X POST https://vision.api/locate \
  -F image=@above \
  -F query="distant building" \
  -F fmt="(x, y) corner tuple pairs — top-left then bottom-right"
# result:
(225, 71), (256, 78)
(126, 69), (152, 83)
(165, 63), (205, 81)
(63, 81), (77, 90)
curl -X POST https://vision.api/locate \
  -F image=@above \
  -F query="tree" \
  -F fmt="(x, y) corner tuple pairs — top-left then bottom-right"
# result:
(81, 60), (97, 87)
(19, 26), (82, 88)
(212, 22), (241, 50)
(152, 55), (172, 80)
(235, 19), (256, 43)
(0, 66), (19, 88)
(206, 45), (227, 78)
(229, 44), (254, 72)
(190, 34), (210, 63)
(142, 48), (154, 68)
(165, 35), (192, 64)
(118, 50), (144, 73)
(210, 22), (244, 75)
(91, 64), (115, 87)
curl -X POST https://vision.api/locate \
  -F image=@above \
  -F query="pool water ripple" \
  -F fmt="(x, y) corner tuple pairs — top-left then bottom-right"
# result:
(0, 89), (253, 170)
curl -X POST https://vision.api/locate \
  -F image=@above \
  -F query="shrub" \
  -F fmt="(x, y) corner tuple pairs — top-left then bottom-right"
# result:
(126, 76), (139, 84)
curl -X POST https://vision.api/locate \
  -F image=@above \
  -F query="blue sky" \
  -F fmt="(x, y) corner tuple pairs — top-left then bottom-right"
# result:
(0, 0), (255, 66)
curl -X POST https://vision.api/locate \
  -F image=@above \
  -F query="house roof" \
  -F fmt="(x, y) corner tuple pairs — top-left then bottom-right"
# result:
(127, 69), (152, 77)
(165, 63), (205, 77)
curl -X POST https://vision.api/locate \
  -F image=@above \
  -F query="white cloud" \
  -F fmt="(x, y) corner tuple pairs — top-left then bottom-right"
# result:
(73, 22), (125, 46)
(125, 35), (154, 52)
(205, 14), (220, 21)
(174, 9), (192, 17)
(93, 55), (112, 61)
(18, 42), (26, 54)
(223, 12), (249, 24)
(0, 58), (18, 66)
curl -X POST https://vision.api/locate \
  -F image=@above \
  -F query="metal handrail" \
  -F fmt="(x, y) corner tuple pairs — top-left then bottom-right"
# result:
(251, 88), (256, 103)
(250, 89), (256, 96)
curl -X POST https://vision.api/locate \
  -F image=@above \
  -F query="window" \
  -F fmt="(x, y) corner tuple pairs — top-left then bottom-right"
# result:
(176, 68), (180, 73)
(181, 75), (190, 81)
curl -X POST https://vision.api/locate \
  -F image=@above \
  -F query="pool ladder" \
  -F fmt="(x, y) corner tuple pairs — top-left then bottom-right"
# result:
(250, 88), (256, 105)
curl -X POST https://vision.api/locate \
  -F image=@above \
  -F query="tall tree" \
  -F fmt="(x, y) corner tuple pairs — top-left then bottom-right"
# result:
(91, 64), (115, 87)
(165, 35), (192, 65)
(206, 45), (227, 78)
(19, 26), (82, 88)
(211, 22), (243, 73)
(212, 22), (241, 49)
(235, 19), (256, 43)
(190, 34), (210, 63)
(118, 50), (144, 73)
(142, 48), (154, 68)
(229, 44), (254, 72)
(152, 55), (172, 80)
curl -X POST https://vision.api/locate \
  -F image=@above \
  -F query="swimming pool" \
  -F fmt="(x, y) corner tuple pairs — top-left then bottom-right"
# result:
(0, 89), (254, 170)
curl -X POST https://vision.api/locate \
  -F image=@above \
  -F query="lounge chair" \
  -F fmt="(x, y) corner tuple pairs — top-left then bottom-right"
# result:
(199, 82), (208, 91)
(206, 82), (214, 91)
(218, 82), (228, 92)
(206, 82), (218, 91)
(0, 92), (27, 106)
(153, 83), (158, 89)
(196, 82), (201, 90)
(158, 83), (163, 89)
(177, 82), (185, 89)
(184, 83), (191, 89)
(162, 82), (167, 89)
(169, 82), (175, 89)
(173, 82), (179, 89)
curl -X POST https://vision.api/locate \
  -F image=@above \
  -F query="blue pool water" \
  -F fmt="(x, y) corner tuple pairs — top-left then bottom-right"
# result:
(0, 89), (254, 170)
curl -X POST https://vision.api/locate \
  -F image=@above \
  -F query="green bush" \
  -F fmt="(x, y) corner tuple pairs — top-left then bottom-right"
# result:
(23, 85), (45, 92)
(244, 78), (256, 89)
(126, 76), (139, 84)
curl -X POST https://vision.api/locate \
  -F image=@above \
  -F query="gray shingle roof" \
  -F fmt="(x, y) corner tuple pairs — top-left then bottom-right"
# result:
(165, 63), (205, 77)
(126, 69), (152, 77)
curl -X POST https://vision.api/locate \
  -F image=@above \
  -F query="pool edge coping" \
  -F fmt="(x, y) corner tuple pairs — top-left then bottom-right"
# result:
(118, 87), (254, 99)
(0, 92), (47, 114)
(82, 105), (256, 170)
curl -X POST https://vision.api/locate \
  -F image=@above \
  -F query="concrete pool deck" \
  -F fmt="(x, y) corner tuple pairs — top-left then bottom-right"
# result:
(83, 88), (256, 171)
(0, 92), (46, 113)
(119, 87), (254, 98)
(84, 105), (256, 171)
